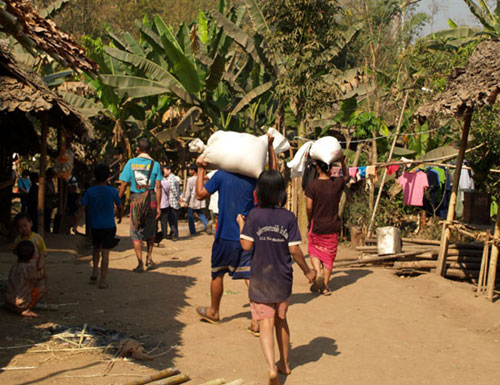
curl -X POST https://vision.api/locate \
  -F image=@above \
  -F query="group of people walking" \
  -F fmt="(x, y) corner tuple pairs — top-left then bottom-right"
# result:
(5, 135), (348, 385)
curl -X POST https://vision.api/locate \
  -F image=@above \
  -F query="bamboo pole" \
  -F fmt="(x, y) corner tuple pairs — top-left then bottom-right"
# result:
(486, 211), (500, 301)
(334, 249), (431, 267)
(198, 379), (226, 385)
(122, 367), (180, 385)
(394, 260), (481, 269)
(150, 374), (190, 385)
(476, 235), (490, 296)
(366, 93), (408, 238)
(38, 113), (49, 238)
(436, 109), (472, 276)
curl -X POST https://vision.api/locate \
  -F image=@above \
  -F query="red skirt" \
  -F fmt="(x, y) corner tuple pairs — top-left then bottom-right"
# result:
(308, 226), (339, 270)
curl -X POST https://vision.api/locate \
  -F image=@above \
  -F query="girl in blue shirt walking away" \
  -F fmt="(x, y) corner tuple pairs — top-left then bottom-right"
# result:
(238, 170), (315, 385)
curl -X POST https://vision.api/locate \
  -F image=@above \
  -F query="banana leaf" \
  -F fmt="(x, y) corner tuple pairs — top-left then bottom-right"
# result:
(40, 0), (69, 18)
(205, 54), (225, 91)
(211, 10), (261, 64)
(136, 21), (164, 52)
(231, 81), (273, 115)
(100, 74), (193, 104)
(245, 0), (271, 36)
(103, 47), (192, 102)
(154, 15), (183, 52)
(123, 32), (145, 57)
(198, 11), (209, 44)
(107, 31), (129, 51)
(159, 34), (201, 93)
(60, 91), (106, 117)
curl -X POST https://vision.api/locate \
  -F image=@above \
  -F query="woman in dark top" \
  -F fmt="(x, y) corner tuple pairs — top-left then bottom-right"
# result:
(305, 156), (348, 295)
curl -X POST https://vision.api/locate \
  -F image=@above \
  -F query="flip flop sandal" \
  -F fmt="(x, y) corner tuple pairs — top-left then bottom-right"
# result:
(310, 277), (324, 293)
(196, 306), (220, 324)
(321, 288), (332, 296)
(133, 264), (144, 273)
(146, 261), (157, 271)
(247, 326), (260, 337)
(89, 276), (98, 284)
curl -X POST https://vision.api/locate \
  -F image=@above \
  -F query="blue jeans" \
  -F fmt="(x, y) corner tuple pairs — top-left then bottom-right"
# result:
(188, 208), (208, 235)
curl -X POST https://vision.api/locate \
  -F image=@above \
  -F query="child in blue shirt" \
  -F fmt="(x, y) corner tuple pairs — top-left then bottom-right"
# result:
(238, 170), (315, 384)
(73, 164), (122, 289)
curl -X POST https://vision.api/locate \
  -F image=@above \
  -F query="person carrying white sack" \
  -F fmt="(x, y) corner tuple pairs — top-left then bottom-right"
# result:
(194, 133), (278, 334)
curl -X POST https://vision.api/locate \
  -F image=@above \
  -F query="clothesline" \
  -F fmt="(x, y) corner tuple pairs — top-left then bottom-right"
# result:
(294, 126), (443, 145)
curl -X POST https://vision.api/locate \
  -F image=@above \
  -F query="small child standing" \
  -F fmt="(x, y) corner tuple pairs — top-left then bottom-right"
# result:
(12, 213), (48, 275)
(237, 170), (315, 385)
(5, 240), (47, 317)
(73, 164), (122, 289)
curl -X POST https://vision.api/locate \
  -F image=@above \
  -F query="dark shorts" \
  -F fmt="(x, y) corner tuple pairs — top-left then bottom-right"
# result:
(211, 238), (252, 279)
(91, 227), (117, 249)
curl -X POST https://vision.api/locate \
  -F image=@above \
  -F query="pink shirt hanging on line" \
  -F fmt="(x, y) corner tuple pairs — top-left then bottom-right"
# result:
(397, 171), (429, 206)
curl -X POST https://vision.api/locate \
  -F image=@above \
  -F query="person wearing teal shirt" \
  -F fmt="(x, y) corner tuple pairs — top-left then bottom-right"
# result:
(119, 138), (162, 272)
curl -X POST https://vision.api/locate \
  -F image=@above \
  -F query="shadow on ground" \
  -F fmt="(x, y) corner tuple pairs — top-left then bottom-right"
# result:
(291, 268), (372, 305)
(281, 337), (340, 384)
(0, 236), (196, 384)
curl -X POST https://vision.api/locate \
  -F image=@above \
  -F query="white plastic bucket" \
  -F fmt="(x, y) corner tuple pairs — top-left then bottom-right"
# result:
(376, 226), (401, 255)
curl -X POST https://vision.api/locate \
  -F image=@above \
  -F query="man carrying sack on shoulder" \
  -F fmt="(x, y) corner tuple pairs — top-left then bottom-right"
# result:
(119, 138), (162, 273)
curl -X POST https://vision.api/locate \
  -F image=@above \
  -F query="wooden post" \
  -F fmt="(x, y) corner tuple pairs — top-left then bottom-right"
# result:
(486, 211), (500, 301)
(476, 234), (490, 296)
(37, 113), (49, 238)
(366, 93), (408, 238)
(436, 109), (472, 276)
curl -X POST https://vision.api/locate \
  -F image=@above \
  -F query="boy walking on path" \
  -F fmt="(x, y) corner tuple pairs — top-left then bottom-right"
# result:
(194, 134), (277, 329)
(119, 138), (162, 272)
(73, 164), (122, 289)
(182, 164), (208, 235)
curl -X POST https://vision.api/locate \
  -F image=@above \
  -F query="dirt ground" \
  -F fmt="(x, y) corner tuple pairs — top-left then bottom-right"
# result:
(1, 217), (500, 385)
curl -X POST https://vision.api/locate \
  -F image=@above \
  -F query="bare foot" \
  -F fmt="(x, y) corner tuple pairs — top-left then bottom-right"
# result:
(277, 361), (291, 375)
(21, 309), (39, 317)
(269, 368), (280, 385)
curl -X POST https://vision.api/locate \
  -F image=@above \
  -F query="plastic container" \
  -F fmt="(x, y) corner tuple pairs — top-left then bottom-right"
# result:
(376, 226), (401, 255)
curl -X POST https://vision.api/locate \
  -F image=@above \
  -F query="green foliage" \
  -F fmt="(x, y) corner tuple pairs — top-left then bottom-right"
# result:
(257, 0), (352, 125)
(466, 105), (500, 198)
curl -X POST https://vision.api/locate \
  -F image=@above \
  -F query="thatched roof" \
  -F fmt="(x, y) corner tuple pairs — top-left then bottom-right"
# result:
(0, 0), (98, 75)
(417, 39), (500, 119)
(0, 40), (93, 153)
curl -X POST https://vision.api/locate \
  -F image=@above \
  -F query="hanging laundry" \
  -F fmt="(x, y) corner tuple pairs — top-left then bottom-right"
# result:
(329, 166), (342, 177)
(398, 171), (429, 207)
(456, 166), (475, 218)
(423, 169), (441, 215)
(348, 167), (358, 181)
(387, 164), (400, 175)
(358, 166), (367, 178)
(366, 165), (378, 182)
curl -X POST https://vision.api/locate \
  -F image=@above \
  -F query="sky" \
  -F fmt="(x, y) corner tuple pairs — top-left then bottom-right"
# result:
(415, 0), (492, 36)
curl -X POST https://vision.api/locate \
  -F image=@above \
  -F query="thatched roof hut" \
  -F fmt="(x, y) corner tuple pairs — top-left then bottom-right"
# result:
(414, 40), (500, 297)
(0, 0), (98, 75)
(0, 40), (93, 155)
(417, 39), (500, 119)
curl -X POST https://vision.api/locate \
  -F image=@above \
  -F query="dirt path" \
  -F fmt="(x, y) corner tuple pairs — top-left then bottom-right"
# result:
(1, 218), (500, 385)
